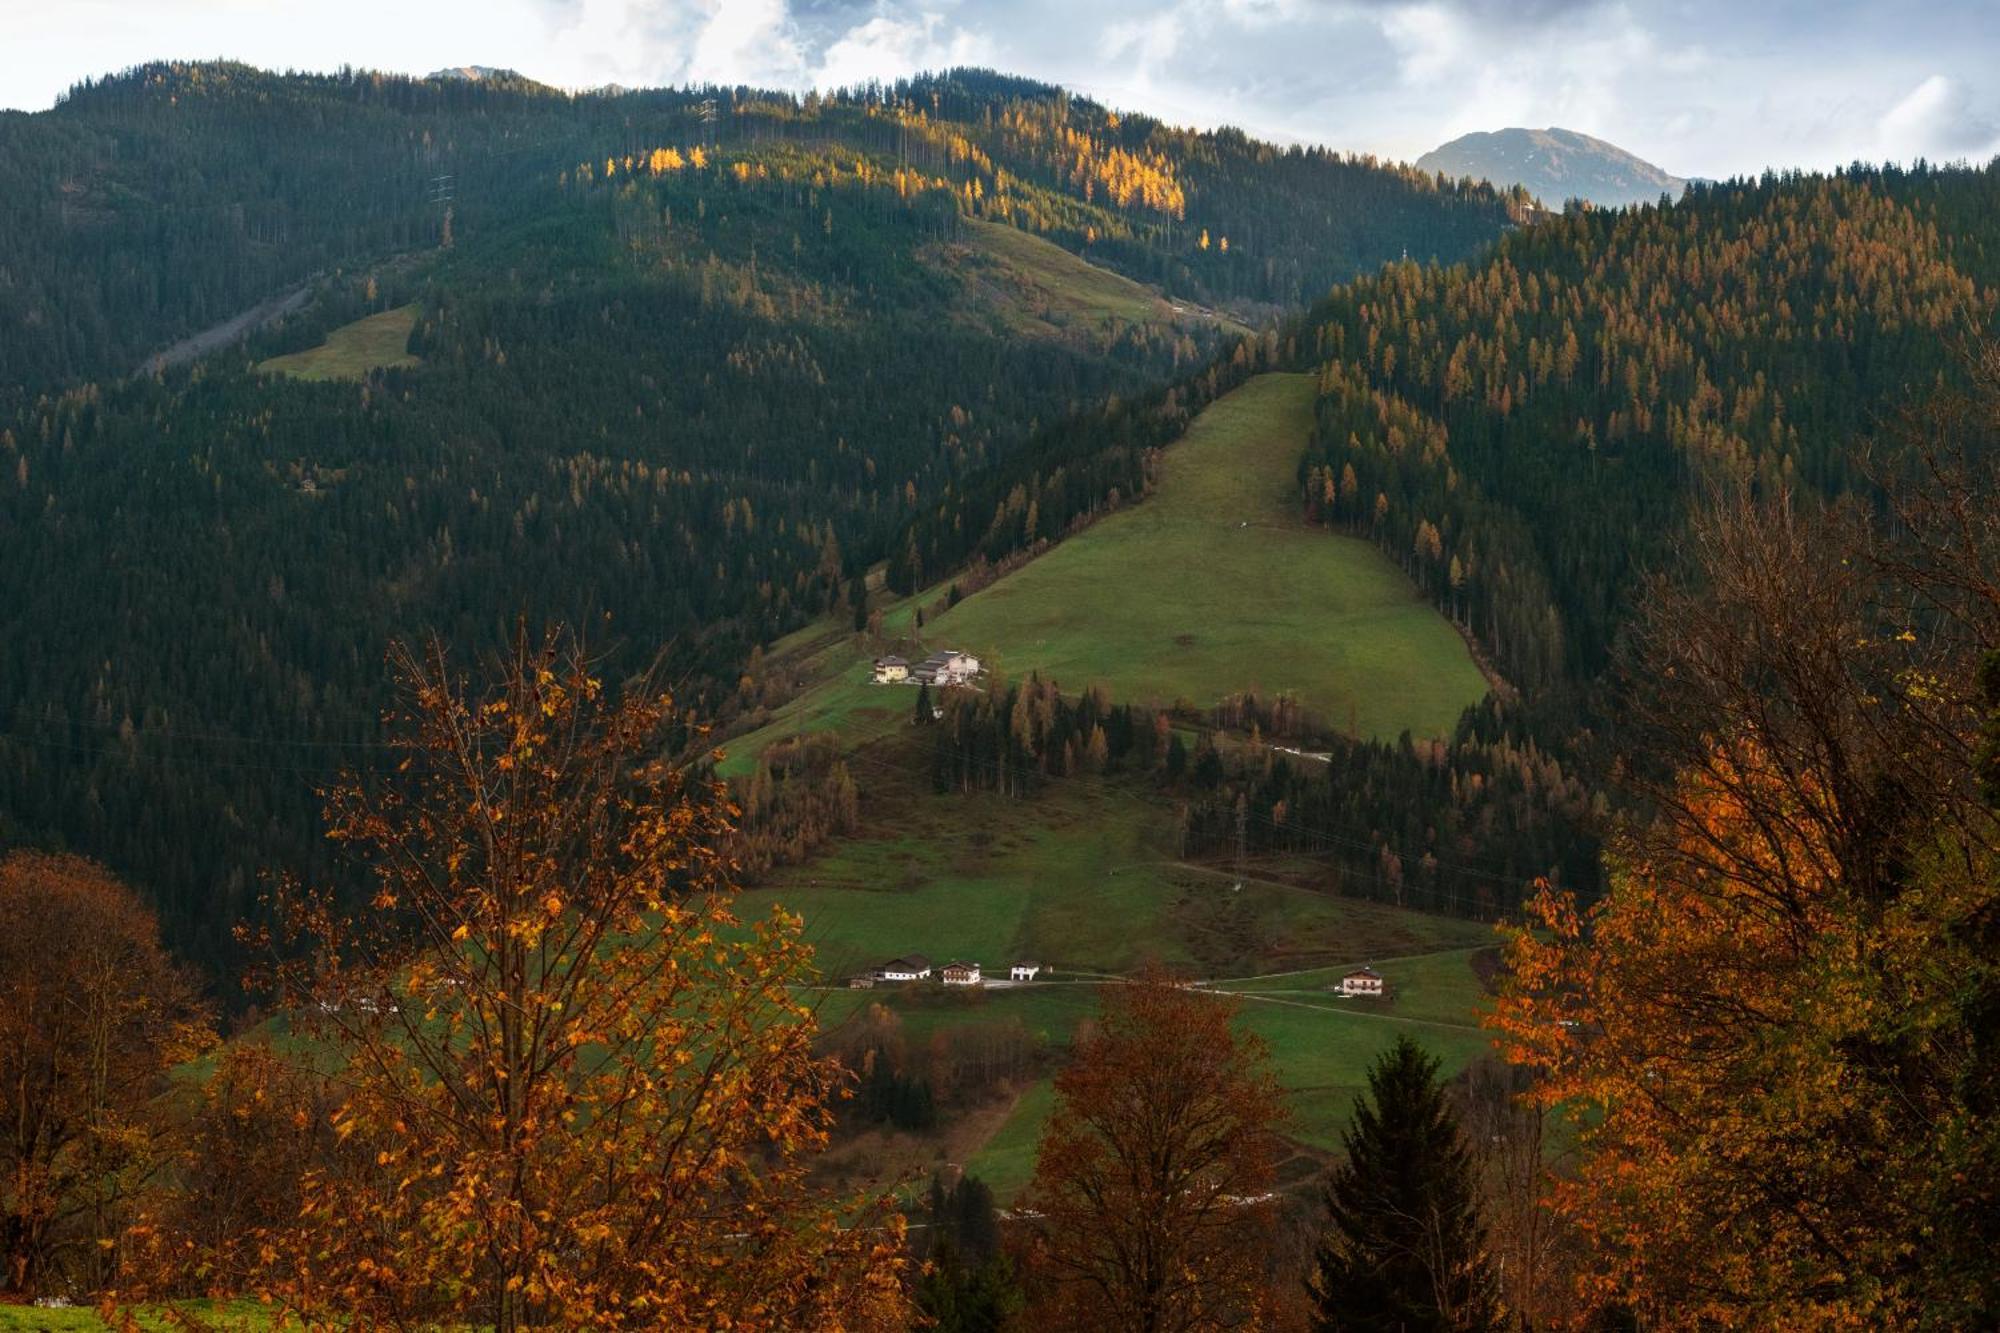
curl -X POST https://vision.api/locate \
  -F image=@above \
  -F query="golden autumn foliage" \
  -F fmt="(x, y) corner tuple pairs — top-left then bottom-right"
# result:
(242, 629), (905, 1330)
(118, 1038), (339, 1306)
(0, 853), (212, 1296)
(1022, 969), (1285, 1331)
(1494, 772), (1938, 1329)
(1493, 466), (2000, 1329)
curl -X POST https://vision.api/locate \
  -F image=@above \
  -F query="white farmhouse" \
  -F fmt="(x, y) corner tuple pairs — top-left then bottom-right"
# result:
(1009, 962), (1041, 981)
(909, 649), (982, 687)
(1336, 965), (1386, 998)
(941, 961), (983, 986)
(877, 954), (934, 983)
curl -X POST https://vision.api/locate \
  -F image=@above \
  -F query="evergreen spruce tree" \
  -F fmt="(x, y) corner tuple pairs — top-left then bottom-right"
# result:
(913, 1173), (1024, 1332)
(1308, 1036), (1499, 1332)
(914, 681), (934, 725)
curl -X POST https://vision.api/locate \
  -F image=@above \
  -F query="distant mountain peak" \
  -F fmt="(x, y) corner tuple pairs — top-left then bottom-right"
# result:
(1416, 127), (1686, 209)
(428, 65), (518, 83)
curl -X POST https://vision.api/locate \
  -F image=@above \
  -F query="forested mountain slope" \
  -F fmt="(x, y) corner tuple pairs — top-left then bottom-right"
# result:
(1292, 164), (2000, 690)
(0, 63), (1518, 977)
(878, 163), (2000, 697)
(0, 61), (1518, 394)
(838, 164), (2000, 927)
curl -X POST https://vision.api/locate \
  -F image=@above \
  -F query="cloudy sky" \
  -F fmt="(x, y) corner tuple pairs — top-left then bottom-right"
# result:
(3, 0), (1996, 179)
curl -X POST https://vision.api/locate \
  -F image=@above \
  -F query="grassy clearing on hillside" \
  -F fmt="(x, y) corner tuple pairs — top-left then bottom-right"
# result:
(939, 219), (1247, 339)
(726, 373), (1498, 1197)
(713, 573), (957, 779)
(762, 760), (1500, 1198)
(925, 373), (1488, 740)
(749, 772), (1491, 982)
(716, 677), (899, 779)
(257, 304), (420, 381)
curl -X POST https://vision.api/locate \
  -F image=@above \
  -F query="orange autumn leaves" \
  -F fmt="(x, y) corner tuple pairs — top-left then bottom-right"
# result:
(1493, 743), (1952, 1329)
(244, 630), (905, 1331)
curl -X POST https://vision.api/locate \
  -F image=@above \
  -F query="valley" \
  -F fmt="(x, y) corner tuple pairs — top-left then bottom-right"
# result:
(0, 45), (1994, 1328)
(720, 372), (1504, 1201)
(752, 760), (1498, 1199)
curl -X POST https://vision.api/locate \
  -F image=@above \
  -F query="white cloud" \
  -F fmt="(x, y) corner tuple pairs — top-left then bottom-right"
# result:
(686, 0), (807, 85)
(1877, 74), (1999, 163)
(1101, 9), (1185, 88)
(1219, 0), (1306, 27)
(3, 0), (1998, 183)
(815, 11), (994, 90)
(1379, 4), (1467, 86)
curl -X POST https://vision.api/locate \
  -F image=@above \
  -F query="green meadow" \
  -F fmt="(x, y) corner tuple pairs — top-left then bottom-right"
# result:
(720, 370), (1489, 781)
(926, 372), (1489, 740)
(257, 303), (420, 381)
(818, 951), (1497, 1201)
(755, 768), (1500, 1198)
(0, 1302), (273, 1331)
(748, 772), (1492, 983)
(725, 372), (1501, 1198)
(946, 218), (1248, 338)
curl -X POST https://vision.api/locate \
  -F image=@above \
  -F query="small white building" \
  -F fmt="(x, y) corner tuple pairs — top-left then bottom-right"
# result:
(910, 649), (982, 687)
(937, 649), (981, 679)
(941, 961), (983, 987)
(872, 655), (909, 684)
(1336, 966), (1386, 998)
(1009, 963), (1041, 982)
(877, 954), (934, 983)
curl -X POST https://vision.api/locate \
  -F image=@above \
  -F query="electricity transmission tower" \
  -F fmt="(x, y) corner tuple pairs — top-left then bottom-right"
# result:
(428, 174), (455, 249)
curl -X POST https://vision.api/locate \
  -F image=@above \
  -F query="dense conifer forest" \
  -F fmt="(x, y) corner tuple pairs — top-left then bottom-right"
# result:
(1295, 164), (2000, 688)
(2, 60), (1995, 983)
(0, 61), (1516, 394)
(0, 62), (1517, 973)
(0, 36), (1997, 1327)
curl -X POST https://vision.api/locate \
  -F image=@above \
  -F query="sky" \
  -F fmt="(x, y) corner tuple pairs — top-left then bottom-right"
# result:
(3, 0), (1997, 180)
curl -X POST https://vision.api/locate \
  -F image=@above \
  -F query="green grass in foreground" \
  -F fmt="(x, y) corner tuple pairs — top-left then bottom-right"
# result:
(0, 1301), (271, 1330)
(257, 304), (420, 381)
(925, 372), (1489, 740)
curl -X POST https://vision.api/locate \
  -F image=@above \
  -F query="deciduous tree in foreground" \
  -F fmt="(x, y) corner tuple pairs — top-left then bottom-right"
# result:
(1493, 387), (2000, 1329)
(0, 853), (210, 1297)
(1023, 968), (1285, 1332)
(247, 629), (905, 1330)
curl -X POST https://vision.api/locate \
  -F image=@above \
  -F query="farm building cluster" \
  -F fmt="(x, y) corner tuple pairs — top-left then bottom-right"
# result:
(850, 956), (1042, 989)
(873, 649), (982, 687)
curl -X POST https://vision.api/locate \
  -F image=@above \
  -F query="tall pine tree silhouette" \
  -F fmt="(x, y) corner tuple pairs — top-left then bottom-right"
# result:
(1308, 1035), (1499, 1332)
